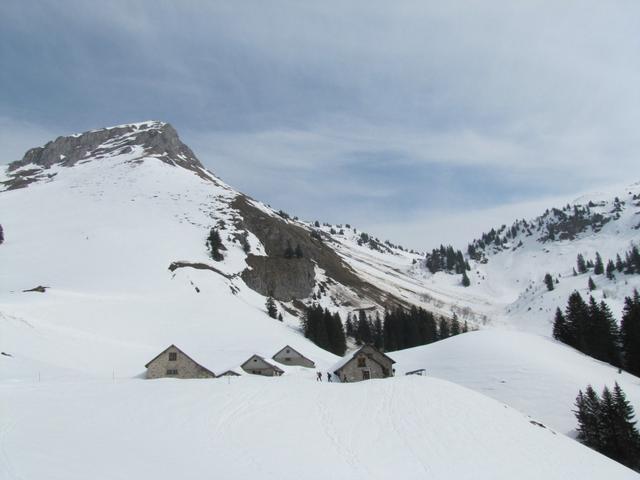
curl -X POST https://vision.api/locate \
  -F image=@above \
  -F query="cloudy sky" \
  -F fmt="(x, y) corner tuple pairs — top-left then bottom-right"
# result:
(1, 1), (638, 250)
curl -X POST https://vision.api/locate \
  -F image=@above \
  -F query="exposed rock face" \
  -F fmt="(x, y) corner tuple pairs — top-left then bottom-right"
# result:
(4, 121), (207, 190)
(242, 255), (315, 301)
(233, 194), (396, 305)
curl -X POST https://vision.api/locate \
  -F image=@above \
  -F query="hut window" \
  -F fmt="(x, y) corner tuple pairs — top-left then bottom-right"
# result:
(169, 352), (177, 361)
(286, 349), (290, 353)
(357, 357), (366, 367)
(285, 357), (292, 362)
(166, 369), (178, 375)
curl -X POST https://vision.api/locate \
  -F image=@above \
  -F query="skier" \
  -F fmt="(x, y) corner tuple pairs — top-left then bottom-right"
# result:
(327, 372), (332, 382)
(316, 371), (322, 382)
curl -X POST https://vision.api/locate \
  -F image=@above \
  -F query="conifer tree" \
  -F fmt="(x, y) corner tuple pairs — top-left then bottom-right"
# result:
(588, 276), (596, 291)
(606, 260), (616, 280)
(594, 252), (604, 275)
(284, 240), (294, 259)
(462, 320), (469, 333)
(294, 244), (303, 258)
(373, 313), (384, 350)
(277, 312), (283, 322)
(450, 314), (461, 336)
(438, 317), (450, 339)
(577, 253), (588, 274)
(616, 254), (625, 273)
(621, 290), (640, 376)
(552, 308), (570, 344)
(611, 382), (640, 470)
(266, 297), (278, 319)
(575, 386), (601, 448)
(206, 228), (224, 261)
(461, 270), (470, 287)
(544, 273), (554, 291)
(574, 383), (640, 470)
(345, 314), (354, 338)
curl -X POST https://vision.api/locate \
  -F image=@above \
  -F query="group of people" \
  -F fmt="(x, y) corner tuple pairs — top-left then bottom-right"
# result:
(316, 371), (347, 383)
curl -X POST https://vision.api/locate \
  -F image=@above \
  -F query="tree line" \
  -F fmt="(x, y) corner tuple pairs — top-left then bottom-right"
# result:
(574, 383), (640, 471)
(346, 307), (468, 352)
(553, 290), (640, 376)
(575, 246), (640, 279)
(425, 245), (470, 275)
(302, 304), (347, 356)
(302, 304), (471, 356)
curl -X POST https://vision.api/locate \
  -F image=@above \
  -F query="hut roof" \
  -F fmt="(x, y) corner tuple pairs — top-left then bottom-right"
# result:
(144, 344), (216, 377)
(332, 345), (396, 374)
(241, 354), (285, 373)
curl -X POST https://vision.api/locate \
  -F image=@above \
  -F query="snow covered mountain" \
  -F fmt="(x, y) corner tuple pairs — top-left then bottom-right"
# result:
(1, 121), (639, 478)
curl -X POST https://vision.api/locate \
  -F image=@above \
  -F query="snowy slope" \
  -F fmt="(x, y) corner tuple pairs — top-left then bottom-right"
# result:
(391, 330), (640, 436)
(0, 123), (341, 380)
(2, 121), (640, 478)
(2, 375), (638, 480)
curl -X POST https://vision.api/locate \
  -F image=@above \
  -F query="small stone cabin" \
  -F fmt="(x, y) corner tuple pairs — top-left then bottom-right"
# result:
(241, 354), (284, 377)
(272, 345), (315, 368)
(333, 345), (395, 382)
(145, 344), (216, 379)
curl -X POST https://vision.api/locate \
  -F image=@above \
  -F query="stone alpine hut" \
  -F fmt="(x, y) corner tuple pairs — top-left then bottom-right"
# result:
(241, 354), (284, 377)
(145, 344), (216, 379)
(333, 345), (395, 382)
(272, 345), (315, 368)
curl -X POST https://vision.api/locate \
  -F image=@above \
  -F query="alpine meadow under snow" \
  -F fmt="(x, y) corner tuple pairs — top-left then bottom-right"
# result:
(1, 121), (640, 479)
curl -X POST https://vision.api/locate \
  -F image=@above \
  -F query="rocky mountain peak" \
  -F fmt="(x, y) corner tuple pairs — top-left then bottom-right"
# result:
(3, 121), (208, 190)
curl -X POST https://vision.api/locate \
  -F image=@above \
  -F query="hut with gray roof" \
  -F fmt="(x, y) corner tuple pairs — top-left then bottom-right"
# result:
(333, 345), (395, 382)
(241, 354), (284, 377)
(145, 344), (216, 379)
(272, 345), (315, 368)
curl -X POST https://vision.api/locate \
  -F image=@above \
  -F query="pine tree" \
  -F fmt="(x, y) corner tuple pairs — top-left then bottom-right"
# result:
(616, 254), (625, 272)
(345, 314), (354, 338)
(294, 244), (303, 258)
(438, 317), (450, 339)
(373, 313), (384, 350)
(462, 320), (469, 333)
(594, 252), (604, 275)
(461, 270), (470, 287)
(277, 312), (283, 322)
(621, 290), (640, 376)
(575, 386), (601, 448)
(606, 260), (616, 280)
(206, 228), (224, 261)
(588, 276), (596, 291)
(450, 314), (461, 336)
(284, 240), (294, 259)
(611, 382), (640, 470)
(577, 253), (588, 274)
(544, 273), (554, 291)
(553, 308), (571, 344)
(266, 297), (278, 319)
(575, 383), (640, 471)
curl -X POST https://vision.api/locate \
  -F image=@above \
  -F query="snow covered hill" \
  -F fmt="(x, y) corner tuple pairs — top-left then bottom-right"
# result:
(3, 375), (638, 480)
(391, 330), (640, 436)
(1, 121), (640, 478)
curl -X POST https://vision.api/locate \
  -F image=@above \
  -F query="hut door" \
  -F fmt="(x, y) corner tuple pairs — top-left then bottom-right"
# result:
(362, 371), (371, 380)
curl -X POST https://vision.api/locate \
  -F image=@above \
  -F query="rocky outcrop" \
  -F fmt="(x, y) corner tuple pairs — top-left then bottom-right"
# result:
(242, 256), (315, 301)
(233, 194), (397, 306)
(7, 121), (205, 176)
